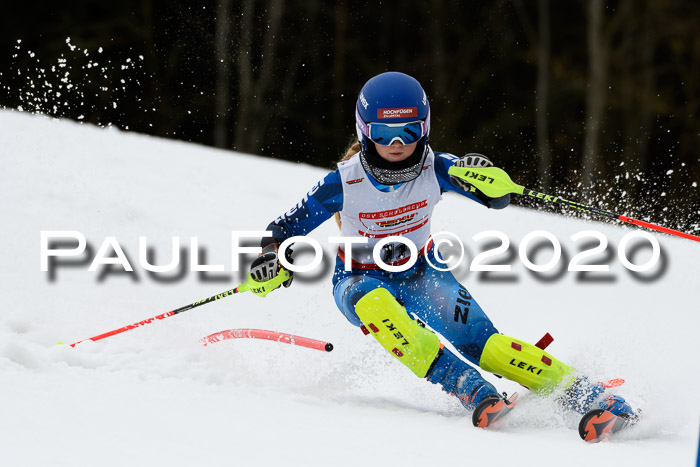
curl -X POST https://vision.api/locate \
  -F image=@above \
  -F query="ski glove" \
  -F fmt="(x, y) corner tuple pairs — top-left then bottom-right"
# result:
(449, 153), (493, 193)
(249, 244), (294, 289)
(449, 153), (510, 209)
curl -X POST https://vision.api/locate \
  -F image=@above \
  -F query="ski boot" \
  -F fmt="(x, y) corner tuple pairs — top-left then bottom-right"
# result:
(426, 347), (500, 410)
(578, 395), (640, 441)
(599, 394), (639, 421)
(560, 376), (639, 418)
(559, 376), (606, 414)
(471, 392), (519, 428)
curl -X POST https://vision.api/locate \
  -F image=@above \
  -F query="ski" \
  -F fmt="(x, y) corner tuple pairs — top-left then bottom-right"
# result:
(472, 392), (519, 428)
(578, 408), (637, 442)
(471, 386), (640, 442)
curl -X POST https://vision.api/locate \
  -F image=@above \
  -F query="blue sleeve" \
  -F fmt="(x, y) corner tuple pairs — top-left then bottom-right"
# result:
(263, 170), (343, 245)
(434, 151), (510, 210)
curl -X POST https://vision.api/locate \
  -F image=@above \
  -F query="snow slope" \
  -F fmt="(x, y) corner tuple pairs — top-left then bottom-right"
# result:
(1, 110), (699, 466)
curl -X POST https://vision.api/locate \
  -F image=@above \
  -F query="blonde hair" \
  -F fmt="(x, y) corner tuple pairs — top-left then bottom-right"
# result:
(340, 139), (361, 162)
(334, 139), (362, 228)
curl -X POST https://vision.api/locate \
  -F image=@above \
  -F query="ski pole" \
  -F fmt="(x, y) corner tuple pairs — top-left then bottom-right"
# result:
(67, 269), (291, 347)
(201, 328), (334, 352)
(448, 166), (700, 243)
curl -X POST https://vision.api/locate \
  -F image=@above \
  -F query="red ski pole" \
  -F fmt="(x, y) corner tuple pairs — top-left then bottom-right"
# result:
(201, 329), (334, 352)
(449, 166), (700, 243)
(68, 270), (290, 347)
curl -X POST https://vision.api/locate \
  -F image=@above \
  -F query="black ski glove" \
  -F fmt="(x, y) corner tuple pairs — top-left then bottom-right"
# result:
(249, 244), (294, 288)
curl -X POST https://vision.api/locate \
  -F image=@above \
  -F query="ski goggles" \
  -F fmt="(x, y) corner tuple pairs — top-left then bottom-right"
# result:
(357, 108), (429, 146)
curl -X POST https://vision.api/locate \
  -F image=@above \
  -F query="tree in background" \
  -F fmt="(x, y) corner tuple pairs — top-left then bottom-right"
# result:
(0, 1), (697, 231)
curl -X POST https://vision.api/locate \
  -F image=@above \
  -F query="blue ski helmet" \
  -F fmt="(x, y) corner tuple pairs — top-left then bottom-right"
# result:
(355, 72), (431, 185)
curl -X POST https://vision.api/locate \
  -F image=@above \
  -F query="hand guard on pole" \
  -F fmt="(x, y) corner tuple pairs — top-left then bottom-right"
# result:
(248, 244), (294, 297)
(449, 153), (493, 193)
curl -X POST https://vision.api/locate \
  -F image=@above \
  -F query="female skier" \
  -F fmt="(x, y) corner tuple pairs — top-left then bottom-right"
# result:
(247, 71), (637, 425)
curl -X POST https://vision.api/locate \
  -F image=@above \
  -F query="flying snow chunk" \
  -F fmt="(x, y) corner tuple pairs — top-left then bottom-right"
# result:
(666, 169), (674, 175)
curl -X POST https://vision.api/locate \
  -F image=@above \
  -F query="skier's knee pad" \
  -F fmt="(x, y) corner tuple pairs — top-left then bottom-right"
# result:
(479, 334), (575, 393)
(333, 275), (393, 327)
(355, 287), (441, 378)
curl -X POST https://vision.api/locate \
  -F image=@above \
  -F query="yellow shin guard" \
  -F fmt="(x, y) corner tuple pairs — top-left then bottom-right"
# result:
(479, 334), (575, 393)
(355, 288), (441, 378)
